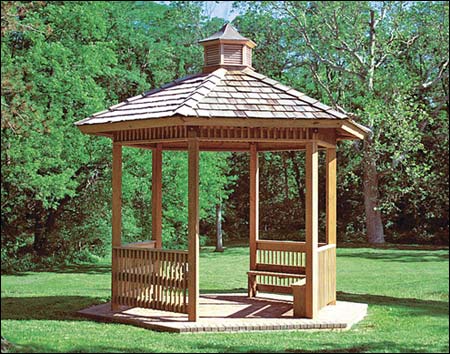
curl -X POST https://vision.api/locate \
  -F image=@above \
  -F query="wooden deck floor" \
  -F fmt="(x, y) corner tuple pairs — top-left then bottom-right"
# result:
(77, 293), (367, 333)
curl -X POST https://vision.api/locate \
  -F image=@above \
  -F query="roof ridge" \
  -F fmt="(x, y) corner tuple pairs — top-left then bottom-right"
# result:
(137, 72), (204, 100)
(77, 73), (207, 124)
(242, 69), (347, 119)
(174, 68), (228, 116)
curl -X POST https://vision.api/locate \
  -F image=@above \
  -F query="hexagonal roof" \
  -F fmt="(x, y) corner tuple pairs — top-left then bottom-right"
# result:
(75, 68), (361, 126)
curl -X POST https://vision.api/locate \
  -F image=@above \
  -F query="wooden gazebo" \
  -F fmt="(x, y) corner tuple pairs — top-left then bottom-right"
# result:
(76, 24), (369, 322)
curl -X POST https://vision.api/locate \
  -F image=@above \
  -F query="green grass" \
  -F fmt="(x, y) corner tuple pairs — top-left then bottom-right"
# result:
(1, 246), (449, 353)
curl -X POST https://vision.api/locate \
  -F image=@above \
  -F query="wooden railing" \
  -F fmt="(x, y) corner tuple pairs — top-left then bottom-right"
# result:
(318, 244), (336, 309)
(112, 247), (189, 313)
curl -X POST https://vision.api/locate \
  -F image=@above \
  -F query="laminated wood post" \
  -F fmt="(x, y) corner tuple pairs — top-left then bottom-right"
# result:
(187, 129), (200, 321)
(326, 148), (337, 245)
(112, 143), (122, 311)
(305, 142), (319, 318)
(326, 147), (337, 304)
(248, 143), (259, 297)
(152, 144), (163, 249)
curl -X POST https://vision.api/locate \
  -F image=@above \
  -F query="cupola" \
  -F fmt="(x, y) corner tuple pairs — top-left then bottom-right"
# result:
(199, 23), (256, 73)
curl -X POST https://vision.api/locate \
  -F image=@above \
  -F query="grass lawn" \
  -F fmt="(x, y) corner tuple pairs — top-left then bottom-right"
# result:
(1, 246), (449, 353)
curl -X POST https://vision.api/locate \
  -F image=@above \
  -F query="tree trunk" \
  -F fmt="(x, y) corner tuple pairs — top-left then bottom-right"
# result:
(289, 152), (305, 204)
(215, 203), (224, 252)
(282, 152), (290, 201)
(33, 214), (48, 255)
(363, 10), (384, 244)
(32, 202), (66, 255)
(363, 138), (385, 243)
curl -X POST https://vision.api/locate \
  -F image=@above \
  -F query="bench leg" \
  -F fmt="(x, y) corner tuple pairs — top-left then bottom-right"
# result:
(292, 284), (306, 318)
(248, 274), (257, 297)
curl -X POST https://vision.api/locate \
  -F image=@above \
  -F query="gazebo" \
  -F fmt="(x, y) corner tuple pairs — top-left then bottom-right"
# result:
(76, 24), (369, 323)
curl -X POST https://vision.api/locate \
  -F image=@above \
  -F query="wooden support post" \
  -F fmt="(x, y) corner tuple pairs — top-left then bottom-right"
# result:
(305, 142), (319, 318)
(326, 148), (337, 245)
(152, 144), (162, 249)
(326, 147), (337, 304)
(249, 143), (259, 297)
(187, 129), (199, 322)
(111, 143), (122, 311)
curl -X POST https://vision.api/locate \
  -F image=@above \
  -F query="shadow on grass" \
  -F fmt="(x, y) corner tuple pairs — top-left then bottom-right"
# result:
(3, 343), (168, 353)
(338, 250), (449, 262)
(47, 263), (112, 274)
(6, 263), (112, 276)
(281, 342), (436, 353)
(201, 288), (247, 294)
(5, 340), (447, 354)
(337, 291), (449, 317)
(1, 296), (106, 321)
(338, 242), (449, 251)
(199, 247), (248, 258)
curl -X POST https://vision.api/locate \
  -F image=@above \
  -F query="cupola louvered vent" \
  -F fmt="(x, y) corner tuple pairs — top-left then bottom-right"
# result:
(223, 44), (243, 65)
(199, 23), (256, 73)
(205, 45), (220, 66)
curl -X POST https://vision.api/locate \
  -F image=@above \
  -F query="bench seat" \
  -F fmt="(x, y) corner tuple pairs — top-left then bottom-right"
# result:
(247, 270), (305, 279)
(248, 270), (306, 295)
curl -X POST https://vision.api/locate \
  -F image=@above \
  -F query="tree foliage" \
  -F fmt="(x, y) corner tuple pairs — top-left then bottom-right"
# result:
(1, 1), (232, 270)
(1, 1), (448, 271)
(232, 1), (449, 243)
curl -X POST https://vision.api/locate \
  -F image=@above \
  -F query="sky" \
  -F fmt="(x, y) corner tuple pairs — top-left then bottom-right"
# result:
(158, 1), (239, 21)
(203, 1), (238, 21)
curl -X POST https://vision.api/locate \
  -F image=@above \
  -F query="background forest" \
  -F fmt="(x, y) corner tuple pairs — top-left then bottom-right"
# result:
(1, 1), (449, 272)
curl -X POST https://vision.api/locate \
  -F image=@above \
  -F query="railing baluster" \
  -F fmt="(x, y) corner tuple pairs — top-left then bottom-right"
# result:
(113, 247), (189, 314)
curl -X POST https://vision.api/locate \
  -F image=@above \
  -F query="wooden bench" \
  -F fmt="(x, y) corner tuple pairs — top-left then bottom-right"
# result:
(248, 270), (307, 317)
(291, 280), (307, 317)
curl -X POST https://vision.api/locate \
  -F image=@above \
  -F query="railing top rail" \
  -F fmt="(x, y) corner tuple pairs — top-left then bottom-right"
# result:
(256, 240), (326, 252)
(257, 240), (306, 252)
(318, 244), (336, 252)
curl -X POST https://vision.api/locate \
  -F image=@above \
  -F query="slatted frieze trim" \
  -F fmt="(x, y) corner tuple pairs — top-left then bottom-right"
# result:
(112, 126), (336, 147)
(318, 244), (336, 309)
(114, 126), (188, 143)
(199, 126), (313, 141)
(112, 247), (189, 314)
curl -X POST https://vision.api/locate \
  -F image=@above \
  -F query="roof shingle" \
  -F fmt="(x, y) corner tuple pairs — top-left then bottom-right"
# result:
(76, 68), (351, 126)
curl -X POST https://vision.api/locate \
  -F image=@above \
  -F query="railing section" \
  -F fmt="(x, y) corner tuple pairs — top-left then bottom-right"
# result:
(318, 244), (336, 308)
(112, 247), (188, 313)
(254, 240), (307, 292)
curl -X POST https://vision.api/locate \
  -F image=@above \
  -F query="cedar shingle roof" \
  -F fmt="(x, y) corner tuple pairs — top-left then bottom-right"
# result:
(76, 68), (350, 126)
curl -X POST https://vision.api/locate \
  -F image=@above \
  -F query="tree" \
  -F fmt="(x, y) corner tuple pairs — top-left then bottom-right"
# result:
(1, 1), (236, 268)
(234, 1), (449, 244)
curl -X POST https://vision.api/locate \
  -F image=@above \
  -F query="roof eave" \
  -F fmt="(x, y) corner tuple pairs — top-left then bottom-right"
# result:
(76, 116), (368, 138)
(338, 119), (371, 140)
(199, 38), (257, 48)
